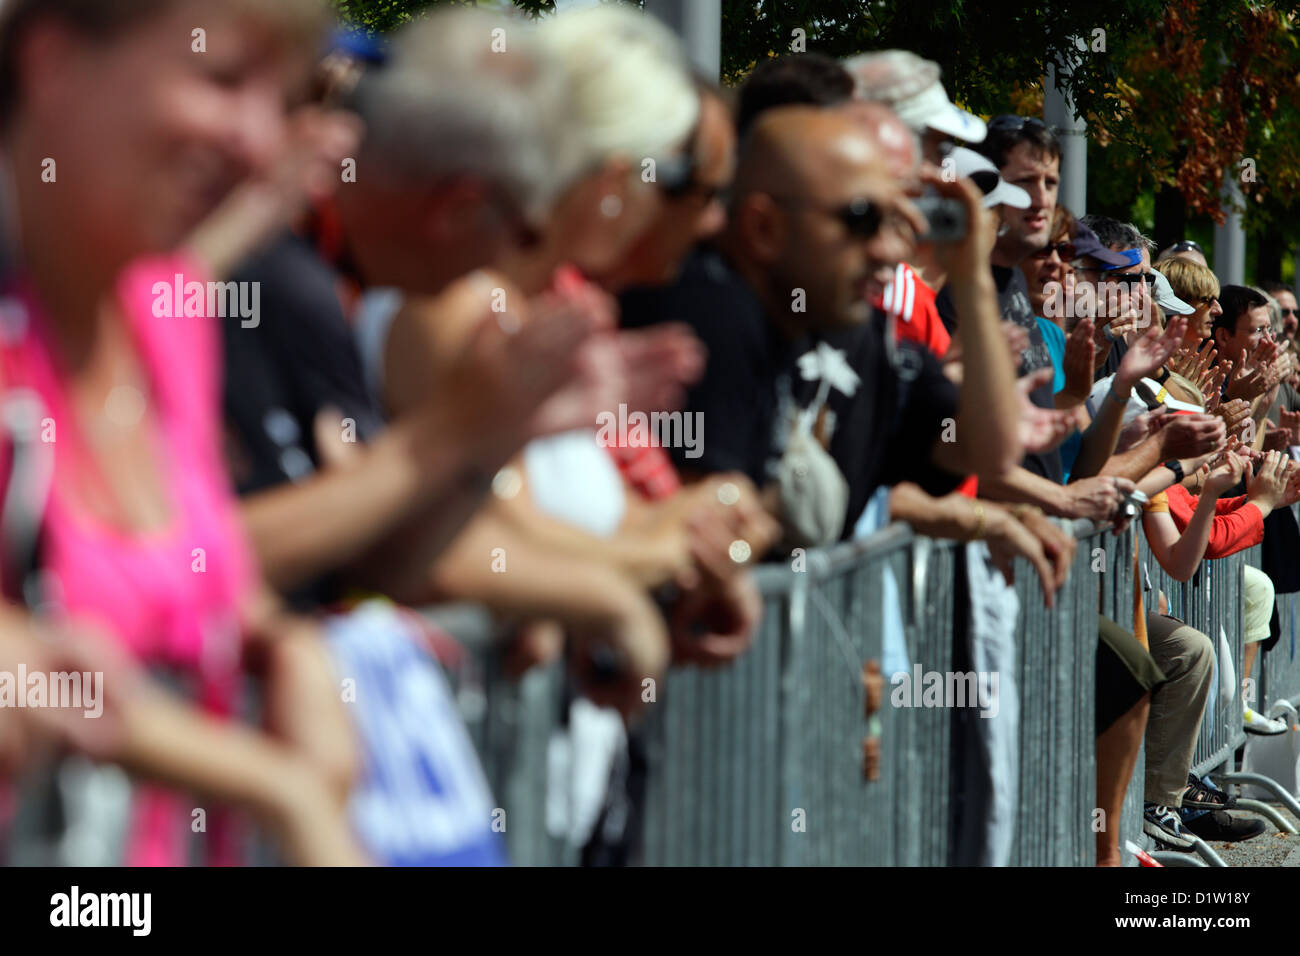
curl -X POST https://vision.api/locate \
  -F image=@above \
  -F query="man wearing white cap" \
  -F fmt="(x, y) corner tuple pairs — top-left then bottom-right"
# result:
(840, 77), (999, 361)
(843, 50), (986, 163)
(947, 145), (1031, 212)
(840, 99), (954, 359)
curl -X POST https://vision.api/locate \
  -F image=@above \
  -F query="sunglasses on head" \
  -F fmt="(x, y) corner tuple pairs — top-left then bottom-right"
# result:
(1170, 239), (1203, 253)
(988, 115), (1051, 134)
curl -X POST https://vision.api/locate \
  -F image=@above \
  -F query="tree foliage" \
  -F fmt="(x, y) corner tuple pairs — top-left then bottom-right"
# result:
(717, 1), (1300, 227)
(331, 0), (1300, 252)
(332, 0), (553, 33)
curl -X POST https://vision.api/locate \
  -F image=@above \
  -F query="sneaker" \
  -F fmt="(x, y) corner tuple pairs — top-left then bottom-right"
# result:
(1182, 773), (1236, 811)
(1144, 803), (1196, 849)
(1182, 809), (1267, 843)
(1244, 707), (1288, 735)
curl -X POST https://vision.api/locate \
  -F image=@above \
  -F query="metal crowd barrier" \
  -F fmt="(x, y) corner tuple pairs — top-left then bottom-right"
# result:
(1009, 523), (1112, 866)
(1140, 537), (1231, 779)
(638, 527), (956, 865)
(429, 511), (1293, 867)
(1091, 522), (1147, 864)
(6, 512), (1286, 867)
(1126, 532), (1255, 865)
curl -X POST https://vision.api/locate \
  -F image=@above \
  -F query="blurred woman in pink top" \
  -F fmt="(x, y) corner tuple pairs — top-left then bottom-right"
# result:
(0, 0), (366, 865)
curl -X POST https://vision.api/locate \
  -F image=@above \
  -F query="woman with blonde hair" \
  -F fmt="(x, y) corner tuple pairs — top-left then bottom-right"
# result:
(1156, 256), (1223, 348)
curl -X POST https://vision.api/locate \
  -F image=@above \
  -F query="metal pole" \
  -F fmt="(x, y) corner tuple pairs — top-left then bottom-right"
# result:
(643, 0), (722, 81)
(1215, 175), (1246, 285)
(1044, 58), (1087, 218)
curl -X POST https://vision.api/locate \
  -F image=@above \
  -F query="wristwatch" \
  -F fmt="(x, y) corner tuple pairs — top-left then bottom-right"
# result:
(1164, 459), (1185, 484)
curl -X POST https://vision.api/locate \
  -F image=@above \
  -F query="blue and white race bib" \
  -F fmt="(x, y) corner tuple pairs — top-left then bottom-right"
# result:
(325, 602), (506, 867)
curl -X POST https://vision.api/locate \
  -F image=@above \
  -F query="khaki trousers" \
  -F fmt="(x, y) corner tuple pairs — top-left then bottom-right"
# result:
(1144, 613), (1214, 806)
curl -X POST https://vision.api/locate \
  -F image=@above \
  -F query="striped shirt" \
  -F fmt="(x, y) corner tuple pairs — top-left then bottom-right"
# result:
(881, 263), (950, 358)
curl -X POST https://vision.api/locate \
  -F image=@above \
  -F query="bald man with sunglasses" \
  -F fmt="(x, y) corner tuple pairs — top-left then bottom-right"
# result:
(623, 106), (1022, 542)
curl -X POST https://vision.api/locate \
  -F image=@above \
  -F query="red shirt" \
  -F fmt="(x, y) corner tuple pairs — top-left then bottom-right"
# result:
(1163, 485), (1265, 558)
(606, 444), (681, 501)
(881, 263), (950, 358)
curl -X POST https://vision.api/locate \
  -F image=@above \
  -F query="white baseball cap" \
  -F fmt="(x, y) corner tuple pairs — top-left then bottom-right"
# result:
(844, 50), (986, 143)
(1152, 270), (1196, 315)
(948, 146), (1030, 209)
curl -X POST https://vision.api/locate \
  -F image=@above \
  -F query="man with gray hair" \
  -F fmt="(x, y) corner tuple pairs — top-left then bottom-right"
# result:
(843, 49), (987, 164)
(225, 4), (701, 600)
(225, 9), (605, 589)
(338, 8), (574, 294)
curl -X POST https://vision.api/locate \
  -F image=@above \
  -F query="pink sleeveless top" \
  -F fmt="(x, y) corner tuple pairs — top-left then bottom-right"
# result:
(0, 255), (256, 865)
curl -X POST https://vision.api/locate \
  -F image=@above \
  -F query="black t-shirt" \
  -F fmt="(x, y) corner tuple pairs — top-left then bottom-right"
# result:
(936, 264), (1063, 484)
(619, 247), (961, 539)
(223, 232), (385, 606)
(619, 248), (790, 486)
(820, 318), (964, 535)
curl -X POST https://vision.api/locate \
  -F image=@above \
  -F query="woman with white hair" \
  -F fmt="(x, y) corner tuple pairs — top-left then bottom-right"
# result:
(501, 2), (703, 285)
(365, 4), (776, 860)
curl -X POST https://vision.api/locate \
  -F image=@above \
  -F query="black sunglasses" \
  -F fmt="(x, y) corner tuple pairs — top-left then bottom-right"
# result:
(1032, 240), (1076, 260)
(658, 113), (709, 200)
(1105, 271), (1157, 287)
(657, 122), (702, 199)
(835, 198), (884, 238)
(774, 195), (884, 239)
(660, 164), (723, 203)
(1170, 239), (1203, 253)
(1280, 307), (1298, 318)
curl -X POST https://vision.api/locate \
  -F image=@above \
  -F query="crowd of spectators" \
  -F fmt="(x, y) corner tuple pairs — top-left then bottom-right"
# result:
(1, 0), (1299, 866)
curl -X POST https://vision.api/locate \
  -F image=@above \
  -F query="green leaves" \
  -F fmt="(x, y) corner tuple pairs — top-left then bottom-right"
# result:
(331, 0), (1300, 250)
(331, 0), (555, 34)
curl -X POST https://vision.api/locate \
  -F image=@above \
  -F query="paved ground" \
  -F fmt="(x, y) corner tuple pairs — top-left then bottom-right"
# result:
(1210, 811), (1300, 866)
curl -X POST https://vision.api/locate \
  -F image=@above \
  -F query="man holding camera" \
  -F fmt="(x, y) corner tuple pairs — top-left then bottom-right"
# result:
(621, 104), (1023, 543)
